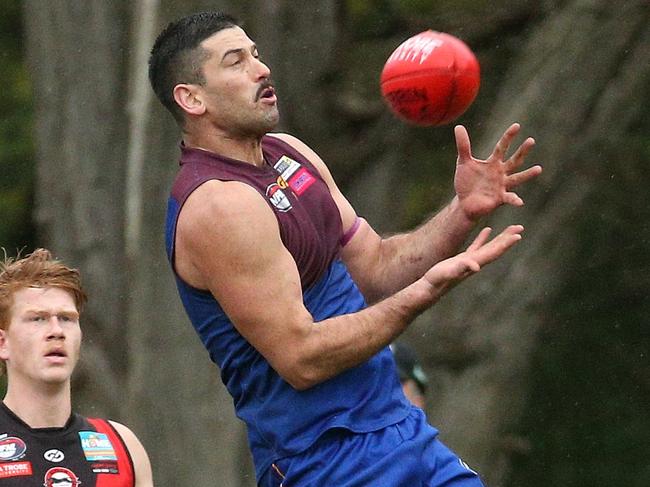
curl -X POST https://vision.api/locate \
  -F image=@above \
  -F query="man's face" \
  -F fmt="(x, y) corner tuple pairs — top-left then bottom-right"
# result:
(195, 26), (280, 136)
(0, 287), (81, 387)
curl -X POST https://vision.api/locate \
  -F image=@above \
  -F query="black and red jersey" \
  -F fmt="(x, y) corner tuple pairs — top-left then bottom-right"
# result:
(0, 403), (134, 486)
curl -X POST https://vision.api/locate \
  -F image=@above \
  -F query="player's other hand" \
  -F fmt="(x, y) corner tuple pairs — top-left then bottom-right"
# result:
(421, 225), (524, 297)
(454, 123), (542, 222)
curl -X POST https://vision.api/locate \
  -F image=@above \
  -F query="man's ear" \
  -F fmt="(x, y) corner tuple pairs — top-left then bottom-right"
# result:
(0, 329), (9, 361)
(173, 84), (207, 117)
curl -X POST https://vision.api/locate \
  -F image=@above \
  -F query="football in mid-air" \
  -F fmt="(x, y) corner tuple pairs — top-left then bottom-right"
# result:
(380, 30), (480, 126)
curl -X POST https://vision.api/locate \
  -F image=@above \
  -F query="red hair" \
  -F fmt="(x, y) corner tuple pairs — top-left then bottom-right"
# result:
(0, 248), (87, 331)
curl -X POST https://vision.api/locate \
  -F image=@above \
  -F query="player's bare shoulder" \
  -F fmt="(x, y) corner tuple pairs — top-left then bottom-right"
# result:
(181, 179), (268, 229)
(175, 179), (277, 289)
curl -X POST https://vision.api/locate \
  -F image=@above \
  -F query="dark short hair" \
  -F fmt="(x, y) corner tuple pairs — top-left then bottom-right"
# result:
(148, 12), (239, 124)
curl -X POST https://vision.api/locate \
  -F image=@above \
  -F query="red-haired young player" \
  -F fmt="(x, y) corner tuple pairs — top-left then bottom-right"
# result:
(0, 249), (154, 486)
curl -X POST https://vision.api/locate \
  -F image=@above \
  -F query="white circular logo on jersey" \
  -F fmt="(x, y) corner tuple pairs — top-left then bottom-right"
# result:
(266, 183), (292, 212)
(44, 467), (80, 487)
(44, 448), (65, 462)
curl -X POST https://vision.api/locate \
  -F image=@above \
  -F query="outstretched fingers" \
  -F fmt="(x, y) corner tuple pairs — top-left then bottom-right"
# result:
(466, 227), (493, 252)
(506, 164), (543, 189)
(454, 125), (472, 163)
(505, 136), (536, 171)
(471, 224), (524, 266)
(503, 191), (524, 207)
(490, 123), (521, 162)
(422, 225), (524, 297)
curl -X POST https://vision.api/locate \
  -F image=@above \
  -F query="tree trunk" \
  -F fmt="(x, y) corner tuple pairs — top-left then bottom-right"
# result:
(24, 0), (130, 418)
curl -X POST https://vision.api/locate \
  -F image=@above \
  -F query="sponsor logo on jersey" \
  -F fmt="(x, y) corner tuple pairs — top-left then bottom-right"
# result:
(273, 156), (301, 180)
(0, 461), (32, 479)
(91, 461), (119, 474)
(0, 436), (27, 461)
(276, 175), (288, 189)
(79, 431), (117, 461)
(287, 167), (316, 195)
(273, 155), (316, 196)
(44, 466), (80, 487)
(266, 183), (292, 212)
(44, 449), (65, 463)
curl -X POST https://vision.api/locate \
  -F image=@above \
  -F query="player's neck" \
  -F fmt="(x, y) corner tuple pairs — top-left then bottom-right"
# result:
(183, 129), (266, 167)
(3, 380), (72, 428)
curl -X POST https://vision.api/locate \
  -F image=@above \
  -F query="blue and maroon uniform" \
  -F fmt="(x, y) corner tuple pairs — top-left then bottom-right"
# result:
(165, 135), (483, 486)
(0, 403), (134, 486)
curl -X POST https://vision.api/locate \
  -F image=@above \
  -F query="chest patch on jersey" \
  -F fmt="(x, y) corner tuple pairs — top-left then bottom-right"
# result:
(90, 460), (120, 475)
(44, 466), (80, 487)
(0, 435), (27, 461)
(273, 155), (316, 196)
(0, 461), (32, 479)
(44, 448), (65, 463)
(79, 431), (117, 461)
(266, 183), (292, 212)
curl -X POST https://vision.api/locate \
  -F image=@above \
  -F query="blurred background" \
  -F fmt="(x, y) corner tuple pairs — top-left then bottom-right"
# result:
(2, 0), (649, 485)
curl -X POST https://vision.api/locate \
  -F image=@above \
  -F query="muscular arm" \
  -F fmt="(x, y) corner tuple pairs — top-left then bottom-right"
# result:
(175, 180), (523, 390)
(109, 421), (154, 487)
(271, 126), (540, 304)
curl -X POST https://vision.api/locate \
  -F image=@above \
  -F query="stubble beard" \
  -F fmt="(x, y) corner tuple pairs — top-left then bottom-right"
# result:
(235, 105), (280, 138)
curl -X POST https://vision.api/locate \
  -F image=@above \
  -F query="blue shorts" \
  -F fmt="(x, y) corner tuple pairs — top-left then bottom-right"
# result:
(259, 407), (484, 487)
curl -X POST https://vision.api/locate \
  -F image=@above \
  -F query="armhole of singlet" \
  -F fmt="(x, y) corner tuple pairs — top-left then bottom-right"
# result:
(87, 418), (136, 486)
(265, 135), (363, 249)
(340, 217), (362, 247)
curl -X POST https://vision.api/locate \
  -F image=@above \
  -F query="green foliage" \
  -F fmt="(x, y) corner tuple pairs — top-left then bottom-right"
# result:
(345, 0), (404, 38)
(0, 0), (35, 251)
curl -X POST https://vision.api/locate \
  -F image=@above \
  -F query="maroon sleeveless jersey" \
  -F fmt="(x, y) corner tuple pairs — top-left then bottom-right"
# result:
(170, 134), (343, 289)
(0, 403), (135, 486)
(166, 135), (411, 480)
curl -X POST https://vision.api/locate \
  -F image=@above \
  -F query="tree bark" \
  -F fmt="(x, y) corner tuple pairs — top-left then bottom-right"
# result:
(24, 0), (130, 417)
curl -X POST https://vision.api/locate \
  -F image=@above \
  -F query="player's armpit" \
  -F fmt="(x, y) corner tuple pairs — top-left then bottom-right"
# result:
(267, 133), (388, 301)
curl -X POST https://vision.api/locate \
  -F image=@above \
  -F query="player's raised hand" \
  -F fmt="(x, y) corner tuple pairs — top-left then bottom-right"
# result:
(421, 224), (524, 298)
(454, 123), (542, 221)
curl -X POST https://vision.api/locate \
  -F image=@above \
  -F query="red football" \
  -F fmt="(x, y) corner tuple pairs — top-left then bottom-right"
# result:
(380, 30), (480, 126)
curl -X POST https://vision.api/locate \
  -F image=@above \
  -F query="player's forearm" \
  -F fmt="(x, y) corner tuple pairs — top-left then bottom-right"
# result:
(284, 276), (438, 390)
(363, 196), (474, 302)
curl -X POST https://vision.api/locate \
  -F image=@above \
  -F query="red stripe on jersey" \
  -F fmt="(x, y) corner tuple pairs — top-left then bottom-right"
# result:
(86, 418), (135, 487)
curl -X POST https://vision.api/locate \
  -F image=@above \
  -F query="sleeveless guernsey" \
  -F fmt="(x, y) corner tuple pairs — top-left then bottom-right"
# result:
(0, 403), (134, 486)
(165, 135), (410, 480)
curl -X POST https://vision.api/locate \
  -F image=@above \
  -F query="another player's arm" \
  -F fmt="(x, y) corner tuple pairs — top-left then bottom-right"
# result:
(271, 129), (540, 304)
(175, 180), (523, 390)
(109, 421), (154, 487)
